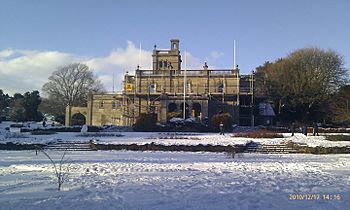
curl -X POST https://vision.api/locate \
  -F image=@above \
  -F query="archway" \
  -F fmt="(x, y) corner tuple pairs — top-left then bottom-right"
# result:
(192, 103), (202, 119)
(217, 83), (224, 93)
(71, 113), (86, 125)
(168, 103), (177, 112)
(180, 102), (190, 119)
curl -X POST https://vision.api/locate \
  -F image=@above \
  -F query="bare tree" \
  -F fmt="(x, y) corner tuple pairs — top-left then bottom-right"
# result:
(42, 63), (105, 122)
(36, 147), (71, 191)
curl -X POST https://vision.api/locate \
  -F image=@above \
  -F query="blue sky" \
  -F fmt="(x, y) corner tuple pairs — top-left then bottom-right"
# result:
(0, 0), (349, 94)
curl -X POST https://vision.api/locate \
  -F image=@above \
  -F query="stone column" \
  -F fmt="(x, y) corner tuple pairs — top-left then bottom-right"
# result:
(65, 105), (71, 126)
(86, 94), (93, 126)
(201, 100), (209, 123)
(159, 93), (168, 124)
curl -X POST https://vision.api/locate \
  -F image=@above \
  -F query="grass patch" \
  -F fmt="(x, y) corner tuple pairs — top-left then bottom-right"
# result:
(325, 135), (350, 141)
(233, 130), (284, 138)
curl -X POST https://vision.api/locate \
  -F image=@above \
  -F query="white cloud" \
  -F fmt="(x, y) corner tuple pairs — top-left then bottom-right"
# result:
(0, 49), (15, 59)
(181, 52), (203, 70)
(0, 42), (205, 95)
(85, 41), (153, 91)
(210, 51), (224, 60)
(0, 49), (80, 94)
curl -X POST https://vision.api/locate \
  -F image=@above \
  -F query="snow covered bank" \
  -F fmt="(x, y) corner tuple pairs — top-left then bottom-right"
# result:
(0, 151), (349, 209)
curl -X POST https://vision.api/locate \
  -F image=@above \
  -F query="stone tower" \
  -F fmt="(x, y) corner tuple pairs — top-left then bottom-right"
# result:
(152, 39), (182, 74)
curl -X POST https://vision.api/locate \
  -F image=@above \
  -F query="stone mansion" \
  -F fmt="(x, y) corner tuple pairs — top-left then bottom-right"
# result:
(65, 39), (255, 126)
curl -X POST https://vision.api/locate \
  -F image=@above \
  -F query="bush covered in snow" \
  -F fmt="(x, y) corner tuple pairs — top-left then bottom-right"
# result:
(169, 117), (184, 125)
(102, 125), (133, 132)
(167, 117), (211, 132)
(22, 125), (103, 133)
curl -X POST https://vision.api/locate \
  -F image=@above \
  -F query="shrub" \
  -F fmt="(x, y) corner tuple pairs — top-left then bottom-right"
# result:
(31, 130), (57, 135)
(210, 113), (233, 131)
(133, 113), (157, 131)
(325, 135), (350, 141)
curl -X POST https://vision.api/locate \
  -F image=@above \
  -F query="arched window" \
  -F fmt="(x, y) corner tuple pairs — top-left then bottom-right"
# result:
(187, 81), (192, 93)
(149, 83), (157, 93)
(71, 113), (86, 125)
(168, 103), (177, 112)
(192, 103), (202, 119)
(218, 83), (224, 93)
(159, 61), (163, 68)
(112, 101), (116, 109)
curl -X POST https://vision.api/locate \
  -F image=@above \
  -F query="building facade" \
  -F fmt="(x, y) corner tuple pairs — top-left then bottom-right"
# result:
(66, 39), (254, 126)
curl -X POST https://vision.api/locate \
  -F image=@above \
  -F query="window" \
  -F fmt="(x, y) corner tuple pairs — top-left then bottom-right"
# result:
(99, 101), (104, 109)
(159, 61), (163, 68)
(112, 101), (121, 109)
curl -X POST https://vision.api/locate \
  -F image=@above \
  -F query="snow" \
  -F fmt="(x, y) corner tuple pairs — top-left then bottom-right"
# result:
(0, 150), (349, 209)
(1, 121), (350, 148)
(1, 121), (350, 209)
(169, 117), (184, 123)
(286, 133), (350, 147)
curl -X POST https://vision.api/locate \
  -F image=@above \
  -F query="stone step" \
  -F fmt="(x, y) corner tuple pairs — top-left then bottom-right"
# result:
(244, 143), (298, 153)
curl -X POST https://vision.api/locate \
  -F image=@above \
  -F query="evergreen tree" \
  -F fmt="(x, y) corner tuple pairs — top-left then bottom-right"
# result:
(9, 93), (25, 122)
(0, 89), (11, 120)
(23, 91), (43, 121)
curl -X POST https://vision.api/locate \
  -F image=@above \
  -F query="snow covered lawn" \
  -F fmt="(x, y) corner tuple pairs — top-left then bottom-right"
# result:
(0, 150), (349, 209)
(2, 121), (350, 148)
